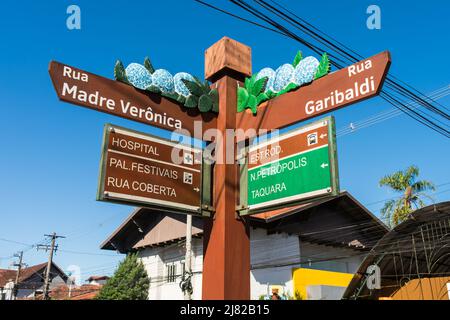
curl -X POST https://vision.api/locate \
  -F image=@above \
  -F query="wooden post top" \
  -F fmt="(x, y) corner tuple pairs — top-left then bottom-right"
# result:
(204, 37), (252, 82)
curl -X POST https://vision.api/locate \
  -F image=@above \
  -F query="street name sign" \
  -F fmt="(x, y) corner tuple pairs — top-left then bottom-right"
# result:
(244, 116), (339, 213)
(236, 51), (391, 140)
(97, 124), (203, 213)
(49, 61), (217, 138)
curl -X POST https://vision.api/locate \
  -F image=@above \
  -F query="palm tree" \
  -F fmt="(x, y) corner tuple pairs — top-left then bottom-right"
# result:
(379, 165), (435, 227)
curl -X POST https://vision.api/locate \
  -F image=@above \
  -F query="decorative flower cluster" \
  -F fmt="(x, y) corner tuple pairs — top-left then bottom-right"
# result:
(114, 57), (218, 113)
(238, 51), (330, 114)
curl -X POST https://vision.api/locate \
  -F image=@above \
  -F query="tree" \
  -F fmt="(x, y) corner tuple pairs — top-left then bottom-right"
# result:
(379, 165), (435, 227)
(95, 253), (149, 300)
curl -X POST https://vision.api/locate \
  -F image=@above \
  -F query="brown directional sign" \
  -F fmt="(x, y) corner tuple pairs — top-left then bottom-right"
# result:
(235, 51), (391, 140)
(97, 124), (203, 213)
(49, 61), (217, 138)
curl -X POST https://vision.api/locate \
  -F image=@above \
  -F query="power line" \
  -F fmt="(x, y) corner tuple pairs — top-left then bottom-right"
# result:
(195, 0), (450, 137)
(337, 86), (450, 137)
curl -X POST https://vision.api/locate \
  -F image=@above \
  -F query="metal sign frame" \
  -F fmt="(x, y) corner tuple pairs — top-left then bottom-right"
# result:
(239, 116), (339, 215)
(97, 123), (212, 216)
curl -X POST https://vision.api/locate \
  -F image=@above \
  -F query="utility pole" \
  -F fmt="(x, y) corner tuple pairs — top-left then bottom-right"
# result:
(37, 233), (65, 300)
(12, 251), (24, 300)
(184, 214), (193, 300)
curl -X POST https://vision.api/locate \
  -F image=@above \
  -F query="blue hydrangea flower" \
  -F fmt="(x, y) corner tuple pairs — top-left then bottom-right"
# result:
(152, 69), (175, 93)
(173, 72), (195, 97)
(292, 56), (320, 86)
(272, 64), (294, 92)
(256, 68), (275, 93)
(125, 63), (153, 90)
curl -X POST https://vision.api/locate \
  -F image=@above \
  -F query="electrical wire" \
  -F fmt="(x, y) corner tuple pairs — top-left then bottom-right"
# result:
(194, 0), (450, 137)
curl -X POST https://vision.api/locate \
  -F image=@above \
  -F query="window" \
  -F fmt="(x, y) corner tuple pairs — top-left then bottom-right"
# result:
(166, 264), (177, 283)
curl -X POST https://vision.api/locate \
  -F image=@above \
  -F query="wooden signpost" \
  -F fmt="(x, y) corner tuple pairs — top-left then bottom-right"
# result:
(97, 124), (203, 213)
(49, 36), (390, 300)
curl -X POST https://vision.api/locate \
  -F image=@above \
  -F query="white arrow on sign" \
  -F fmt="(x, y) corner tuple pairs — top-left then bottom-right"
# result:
(321, 163), (329, 169)
(320, 133), (328, 139)
(194, 187), (200, 192)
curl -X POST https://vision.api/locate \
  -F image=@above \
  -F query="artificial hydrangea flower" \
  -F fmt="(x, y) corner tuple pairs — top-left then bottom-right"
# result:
(125, 63), (153, 90)
(173, 72), (195, 97)
(256, 67), (275, 93)
(292, 56), (320, 86)
(152, 69), (175, 93)
(272, 64), (294, 92)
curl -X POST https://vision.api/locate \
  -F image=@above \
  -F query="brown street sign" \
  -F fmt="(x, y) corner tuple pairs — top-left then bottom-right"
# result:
(235, 51), (391, 139)
(97, 124), (203, 213)
(49, 61), (217, 138)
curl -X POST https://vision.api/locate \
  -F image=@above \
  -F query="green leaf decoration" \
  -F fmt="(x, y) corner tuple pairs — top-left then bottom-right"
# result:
(266, 90), (277, 99)
(314, 53), (330, 80)
(247, 95), (257, 115)
(161, 92), (179, 101)
(146, 84), (161, 94)
(237, 87), (249, 112)
(184, 95), (199, 108)
(198, 94), (213, 113)
(276, 82), (299, 96)
(144, 57), (155, 74)
(182, 79), (204, 97)
(208, 89), (219, 113)
(293, 50), (303, 67)
(256, 92), (269, 106)
(251, 77), (268, 96)
(114, 60), (129, 84)
(176, 95), (186, 105)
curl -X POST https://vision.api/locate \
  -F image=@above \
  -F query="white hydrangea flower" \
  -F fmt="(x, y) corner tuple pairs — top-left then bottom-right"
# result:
(255, 67), (275, 93)
(292, 56), (320, 86)
(125, 63), (152, 90)
(173, 72), (195, 97)
(272, 64), (294, 92)
(152, 69), (175, 93)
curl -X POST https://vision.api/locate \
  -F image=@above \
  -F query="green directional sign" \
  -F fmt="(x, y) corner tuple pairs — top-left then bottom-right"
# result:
(242, 116), (339, 214)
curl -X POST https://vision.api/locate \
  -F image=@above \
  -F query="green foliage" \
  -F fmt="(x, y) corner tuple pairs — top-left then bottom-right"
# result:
(237, 74), (269, 114)
(314, 53), (330, 80)
(293, 50), (303, 67)
(146, 84), (161, 94)
(181, 78), (218, 113)
(236, 51), (331, 114)
(275, 82), (299, 97)
(95, 253), (149, 300)
(161, 91), (180, 101)
(114, 57), (218, 114)
(144, 57), (155, 74)
(379, 165), (436, 228)
(182, 79), (204, 97)
(184, 95), (199, 108)
(198, 94), (213, 112)
(114, 60), (129, 84)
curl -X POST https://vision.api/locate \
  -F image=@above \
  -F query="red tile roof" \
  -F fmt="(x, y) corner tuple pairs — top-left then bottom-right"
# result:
(87, 275), (109, 281)
(0, 269), (17, 287)
(0, 262), (65, 288)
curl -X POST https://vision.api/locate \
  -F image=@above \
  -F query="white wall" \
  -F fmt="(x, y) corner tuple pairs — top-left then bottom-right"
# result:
(137, 228), (366, 300)
(250, 228), (301, 299)
(299, 242), (364, 274)
(138, 237), (203, 300)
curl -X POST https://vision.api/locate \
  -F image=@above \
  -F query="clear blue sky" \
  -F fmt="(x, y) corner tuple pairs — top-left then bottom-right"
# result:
(1, 0), (449, 281)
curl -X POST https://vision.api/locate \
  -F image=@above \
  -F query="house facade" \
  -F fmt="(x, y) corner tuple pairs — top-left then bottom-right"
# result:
(0, 262), (68, 300)
(101, 192), (388, 300)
